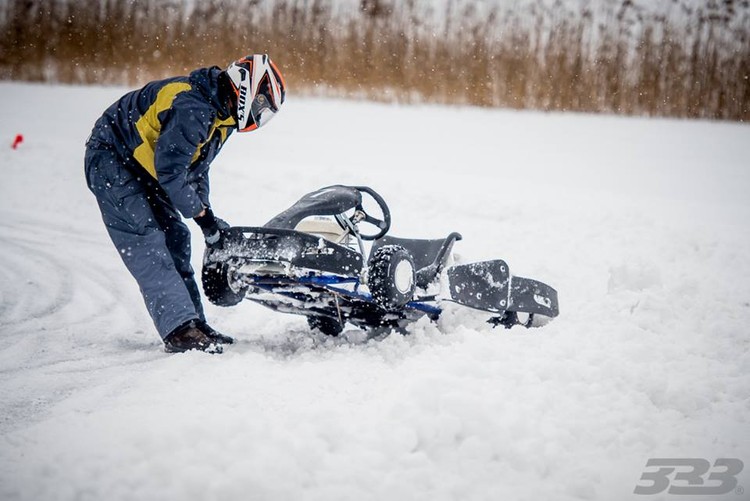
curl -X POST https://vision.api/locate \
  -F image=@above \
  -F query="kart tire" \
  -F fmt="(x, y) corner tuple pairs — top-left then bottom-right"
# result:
(202, 263), (245, 307)
(368, 245), (416, 311)
(307, 315), (344, 337)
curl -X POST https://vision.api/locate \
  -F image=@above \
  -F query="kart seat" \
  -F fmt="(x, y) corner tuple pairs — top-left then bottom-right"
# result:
(369, 232), (462, 288)
(264, 185), (361, 231)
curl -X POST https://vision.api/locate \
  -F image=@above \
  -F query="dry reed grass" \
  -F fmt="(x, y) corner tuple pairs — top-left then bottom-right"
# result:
(1, 0), (748, 120)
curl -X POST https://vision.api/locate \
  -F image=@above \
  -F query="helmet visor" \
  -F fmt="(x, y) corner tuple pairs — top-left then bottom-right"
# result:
(250, 77), (280, 129)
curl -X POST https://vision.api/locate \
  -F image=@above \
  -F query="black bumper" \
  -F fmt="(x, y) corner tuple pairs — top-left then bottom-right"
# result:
(204, 226), (363, 277)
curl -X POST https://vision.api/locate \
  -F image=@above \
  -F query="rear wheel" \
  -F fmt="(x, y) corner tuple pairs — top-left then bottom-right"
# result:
(202, 263), (246, 307)
(307, 315), (344, 336)
(368, 245), (416, 311)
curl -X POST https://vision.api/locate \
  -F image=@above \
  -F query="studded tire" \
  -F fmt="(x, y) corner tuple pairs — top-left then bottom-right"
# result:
(307, 315), (344, 337)
(368, 245), (416, 311)
(202, 263), (245, 307)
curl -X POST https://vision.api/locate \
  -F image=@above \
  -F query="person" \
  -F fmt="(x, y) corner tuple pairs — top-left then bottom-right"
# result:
(84, 54), (286, 353)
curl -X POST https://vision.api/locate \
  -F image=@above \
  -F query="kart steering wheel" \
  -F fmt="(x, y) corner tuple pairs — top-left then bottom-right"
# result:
(350, 186), (391, 240)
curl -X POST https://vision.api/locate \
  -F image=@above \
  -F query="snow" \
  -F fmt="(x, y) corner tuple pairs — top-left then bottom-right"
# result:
(1, 81), (749, 500)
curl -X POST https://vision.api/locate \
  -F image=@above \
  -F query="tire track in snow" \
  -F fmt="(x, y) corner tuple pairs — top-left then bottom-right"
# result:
(0, 218), (140, 336)
(0, 236), (74, 328)
(0, 216), (159, 435)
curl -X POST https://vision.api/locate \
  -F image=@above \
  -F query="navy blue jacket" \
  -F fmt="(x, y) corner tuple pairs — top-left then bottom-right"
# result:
(88, 67), (235, 218)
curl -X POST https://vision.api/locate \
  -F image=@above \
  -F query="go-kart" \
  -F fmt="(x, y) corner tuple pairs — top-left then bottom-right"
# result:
(202, 185), (559, 336)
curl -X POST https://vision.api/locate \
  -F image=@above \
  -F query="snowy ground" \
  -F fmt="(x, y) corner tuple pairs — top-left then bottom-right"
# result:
(0, 81), (749, 501)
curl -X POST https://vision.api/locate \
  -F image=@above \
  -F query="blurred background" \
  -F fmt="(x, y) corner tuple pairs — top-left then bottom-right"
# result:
(1, 0), (748, 120)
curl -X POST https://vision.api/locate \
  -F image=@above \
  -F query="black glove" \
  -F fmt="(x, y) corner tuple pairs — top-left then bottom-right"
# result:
(194, 208), (229, 248)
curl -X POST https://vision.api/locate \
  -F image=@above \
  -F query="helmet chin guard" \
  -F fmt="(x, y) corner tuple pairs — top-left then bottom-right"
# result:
(226, 54), (286, 132)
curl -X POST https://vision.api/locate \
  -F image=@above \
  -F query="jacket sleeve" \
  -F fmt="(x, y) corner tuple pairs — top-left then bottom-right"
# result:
(194, 172), (210, 208)
(153, 100), (214, 218)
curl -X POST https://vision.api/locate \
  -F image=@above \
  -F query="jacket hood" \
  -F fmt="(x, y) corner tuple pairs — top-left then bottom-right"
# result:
(189, 66), (233, 120)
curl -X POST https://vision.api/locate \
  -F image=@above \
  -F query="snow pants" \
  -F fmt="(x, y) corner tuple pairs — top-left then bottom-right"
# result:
(84, 143), (204, 339)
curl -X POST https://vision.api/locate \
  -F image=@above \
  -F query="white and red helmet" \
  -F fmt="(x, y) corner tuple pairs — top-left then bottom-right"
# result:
(226, 54), (286, 132)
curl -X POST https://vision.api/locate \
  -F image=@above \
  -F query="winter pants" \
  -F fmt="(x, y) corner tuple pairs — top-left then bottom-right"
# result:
(84, 144), (204, 339)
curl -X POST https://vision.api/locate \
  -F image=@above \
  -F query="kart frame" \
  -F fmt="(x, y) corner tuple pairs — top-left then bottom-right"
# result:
(202, 185), (559, 335)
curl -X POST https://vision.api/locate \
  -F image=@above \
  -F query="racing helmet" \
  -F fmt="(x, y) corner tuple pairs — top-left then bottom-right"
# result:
(226, 54), (286, 132)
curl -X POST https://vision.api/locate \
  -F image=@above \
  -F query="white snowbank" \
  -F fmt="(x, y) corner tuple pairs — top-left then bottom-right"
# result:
(0, 82), (748, 500)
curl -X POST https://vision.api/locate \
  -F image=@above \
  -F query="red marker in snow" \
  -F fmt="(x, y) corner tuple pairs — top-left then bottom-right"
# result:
(11, 134), (23, 150)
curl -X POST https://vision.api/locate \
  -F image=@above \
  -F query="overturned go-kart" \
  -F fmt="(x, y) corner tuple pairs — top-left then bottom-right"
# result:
(202, 185), (559, 335)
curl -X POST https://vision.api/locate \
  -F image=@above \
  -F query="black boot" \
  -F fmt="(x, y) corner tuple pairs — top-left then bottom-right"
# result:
(164, 320), (223, 353)
(196, 320), (235, 344)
